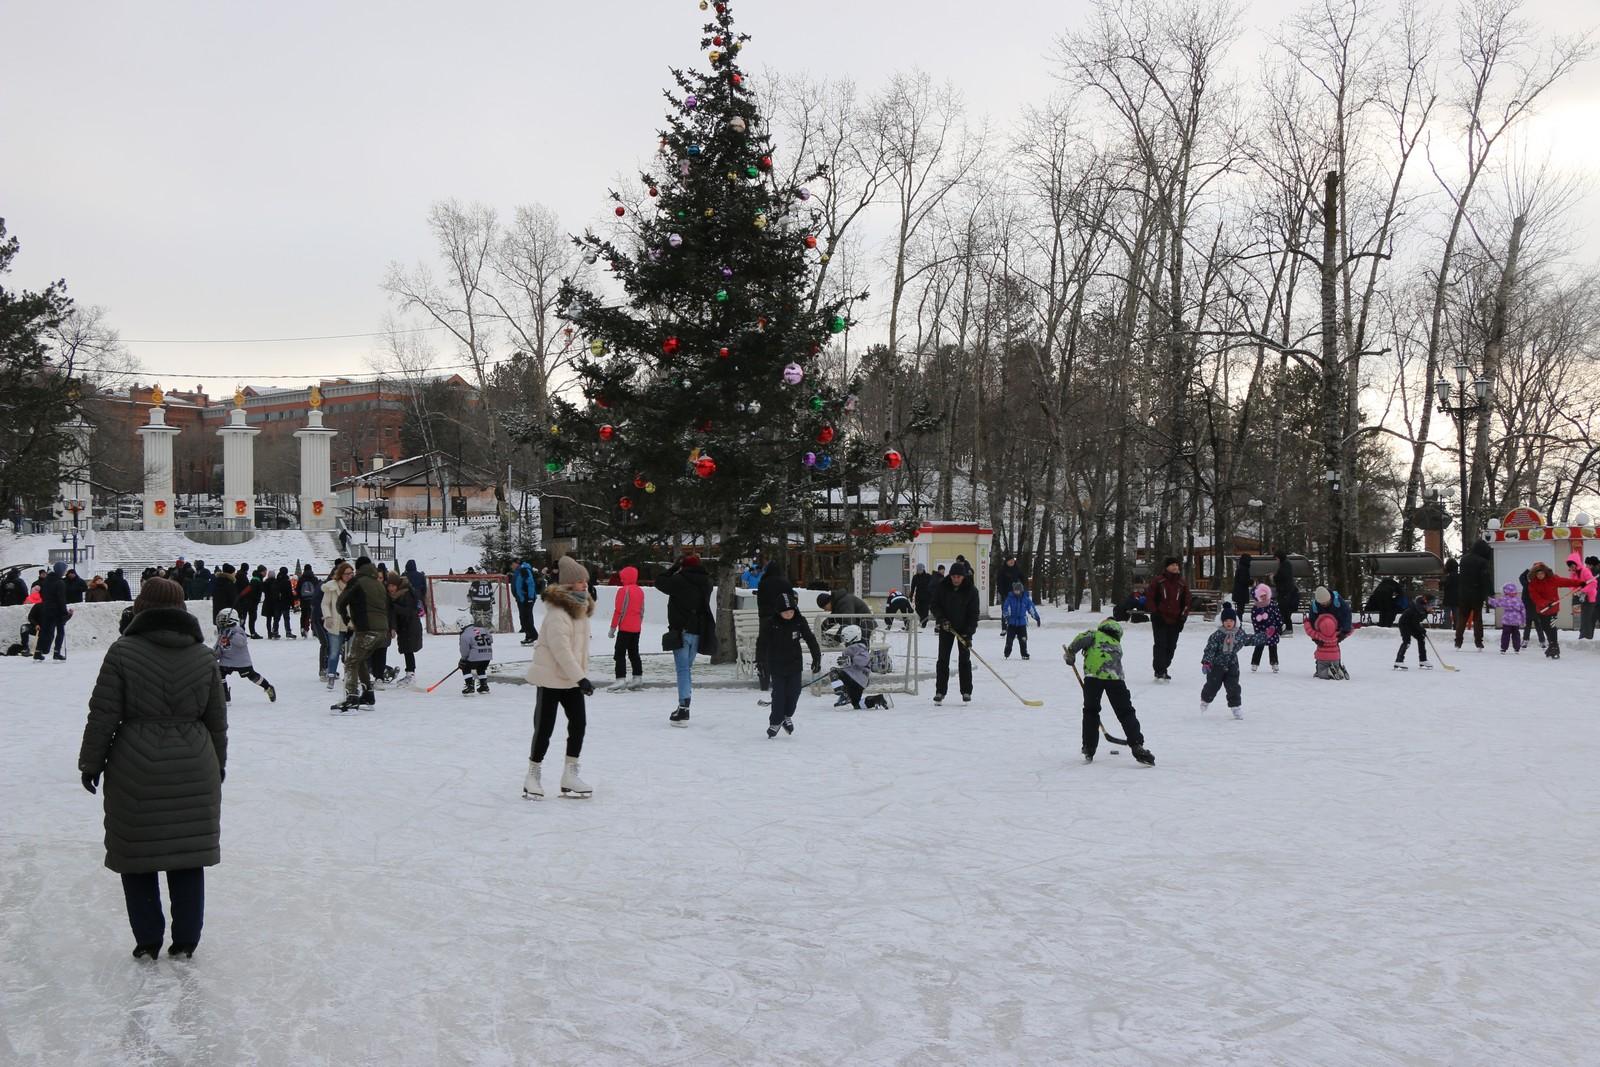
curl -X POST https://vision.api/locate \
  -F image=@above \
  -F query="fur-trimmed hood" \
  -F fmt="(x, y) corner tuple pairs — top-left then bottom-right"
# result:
(542, 585), (597, 619)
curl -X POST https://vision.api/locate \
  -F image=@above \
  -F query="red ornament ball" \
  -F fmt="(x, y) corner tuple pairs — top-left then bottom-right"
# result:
(633, 474), (647, 489)
(804, 235), (818, 249)
(619, 496), (633, 511)
(759, 155), (772, 170)
(615, 205), (626, 217)
(594, 394), (610, 408)
(662, 336), (680, 356)
(816, 425), (835, 444)
(648, 186), (659, 197)
(715, 2), (725, 12)
(713, 34), (723, 45)
(598, 424), (616, 442)
(718, 346), (730, 358)
(698, 418), (714, 432)
(884, 449), (903, 470)
(731, 73), (743, 87)
(695, 455), (717, 478)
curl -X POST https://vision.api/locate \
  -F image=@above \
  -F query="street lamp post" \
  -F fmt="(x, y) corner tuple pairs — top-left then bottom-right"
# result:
(1435, 362), (1492, 553)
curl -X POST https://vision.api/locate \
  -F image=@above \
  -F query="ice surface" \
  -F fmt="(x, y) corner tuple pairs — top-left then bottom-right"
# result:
(4, 614), (1599, 1065)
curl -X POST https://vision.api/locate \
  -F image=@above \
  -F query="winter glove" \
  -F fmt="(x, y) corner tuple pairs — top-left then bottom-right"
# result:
(458, 660), (470, 674)
(1201, 662), (1211, 674)
(608, 628), (617, 640)
(810, 657), (821, 675)
(1062, 649), (1076, 667)
(81, 771), (99, 795)
(578, 677), (594, 696)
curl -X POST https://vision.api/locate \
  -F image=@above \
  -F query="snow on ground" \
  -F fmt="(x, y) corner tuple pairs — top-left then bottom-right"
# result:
(3, 614), (1599, 1066)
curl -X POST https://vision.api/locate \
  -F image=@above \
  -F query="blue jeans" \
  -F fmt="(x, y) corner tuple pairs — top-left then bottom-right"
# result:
(325, 631), (346, 677)
(673, 632), (700, 702)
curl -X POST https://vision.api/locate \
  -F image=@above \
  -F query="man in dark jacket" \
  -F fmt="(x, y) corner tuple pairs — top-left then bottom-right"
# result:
(37, 561), (71, 660)
(754, 559), (797, 691)
(210, 564), (239, 622)
(996, 555), (1025, 600)
(64, 568), (88, 603)
(817, 588), (875, 640)
(1440, 559), (1460, 630)
(1231, 554), (1254, 611)
(334, 557), (391, 709)
(0, 567), (26, 605)
(1273, 553), (1301, 624)
(656, 554), (716, 723)
(929, 560), (980, 703)
(1456, 538), (1493, 650)
(107, 569), (133, 602)
(1143, 557), (1189, 681)
(909, 563), (935, 628)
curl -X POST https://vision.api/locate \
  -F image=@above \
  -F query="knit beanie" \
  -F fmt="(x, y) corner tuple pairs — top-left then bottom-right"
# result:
(1220, 601), (1238, 623)
(52, 561), (67, 576)
(948, 560), (972, 578)
(557, 555), (589, 586)
(132, 576), (187, 615)
(683, 553), (701, 568)
(1254, 583), (1272, 603)
(1314, 586), (1331, 607)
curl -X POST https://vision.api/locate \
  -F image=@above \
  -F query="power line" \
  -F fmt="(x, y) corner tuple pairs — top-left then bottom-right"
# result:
(121, 355), (520, 383)
(119, 325), (449, 344)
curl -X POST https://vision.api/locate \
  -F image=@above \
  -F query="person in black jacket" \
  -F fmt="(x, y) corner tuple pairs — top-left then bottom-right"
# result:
(909, 563), (935, 628)
(210, 564), (239, 623)
(929, 559), (980, 703)
(1455, 538), (1493, 650)
(753, 559), (796, 691)
(107, 569), (133, 602)
(1365, 577), (1403, 626)
(64, 569), (88, 604)
(1273, 553), (1301, 628)
(1231, 554), (1254, 612)
(1519, 568), (1538, 648)
(655, 554), (715, 725)
(1394, 594), (1432, 669)
(0, 567), (26, 606)
(763, 590), (821, 739)
(37, 562), (71, 660)
(1440, 559), (1460, 631)
(996, 555), (1025, 600)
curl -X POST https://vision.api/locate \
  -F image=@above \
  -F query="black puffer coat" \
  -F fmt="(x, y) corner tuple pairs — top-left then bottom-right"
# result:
(1231, 554), (1254, 609)
(78, 607), (228, 874)
(1458, 539), (1494, 606)
(656, 561), (716, 639)
(391, 585), (424, 655)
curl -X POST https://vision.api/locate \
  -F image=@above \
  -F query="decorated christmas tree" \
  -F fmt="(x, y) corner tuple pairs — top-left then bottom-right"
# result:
(548, 0), (881, 619)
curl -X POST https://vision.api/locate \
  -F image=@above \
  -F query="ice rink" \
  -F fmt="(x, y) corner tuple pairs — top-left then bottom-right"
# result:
(3, 614), (1598, 1065)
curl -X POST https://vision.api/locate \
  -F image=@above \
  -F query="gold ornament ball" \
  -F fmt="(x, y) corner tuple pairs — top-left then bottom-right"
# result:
(704, 207), (715, 217)
(549, 425), (561, 436)
(819, 253), (831, 263)
(709, 50), (721, 63)
(753, 213), (768, 230)
(699, 0), (707, 8)
(589, 339), (604, 355)
(645, 481), (657, 494)
(760, 503), (773, 515)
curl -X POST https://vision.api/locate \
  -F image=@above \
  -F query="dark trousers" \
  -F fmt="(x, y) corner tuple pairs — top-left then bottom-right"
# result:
(517, 599), (537, 640)
(916, 605), (930, 628)
(301, 603), (315, 635)
(1500, 625), (1522, 652)
(369, 644), (389, 678)
(1151, 619), (1181, 675)
(402, 650), (416, 673)
(121, 868), (204, 948)
(1533, 613), (1559, 648)
(243, 606), (260, 635)
(1200, 666), (1242, 708)
(754, 619), (772, 689)
(613, 630), (642, 678)
(311, 618), (329, 671)
(1003, 624), (1029, 657)
(1524, 610), (1536, 644)
(1250, 642), (1278, 668)
(836, 675), (865, 709)
(1455, 605), (1484, 648)
(935, 630), (972, 697)
(36, 618), (65, 656)
(1082, 677), (1145, 757)
(1396, 630), (1429, 663)
(266, 610), (279, 637)
(769, 671), (803, 727)
(1581, 600), (1597, 640)
(885, 606), (913, 631)
(531, 686), (587, 762)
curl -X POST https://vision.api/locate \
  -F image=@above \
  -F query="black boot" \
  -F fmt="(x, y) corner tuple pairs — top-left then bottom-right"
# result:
(477, 677), (489, 694)
(132, 943), (161, 960)
(1131, 745), (1156, 766)
(670, 699), (690, 726)
(167, 943), (196, 959)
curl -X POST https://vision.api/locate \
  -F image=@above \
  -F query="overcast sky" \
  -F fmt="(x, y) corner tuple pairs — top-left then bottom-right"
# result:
(2, 0), (1595, 388)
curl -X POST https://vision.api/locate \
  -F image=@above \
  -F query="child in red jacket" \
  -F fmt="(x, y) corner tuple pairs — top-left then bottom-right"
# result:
(608, 565), (645, 689)
(1527, 560), (1582, 659)
(1303, 611), (1348, 679)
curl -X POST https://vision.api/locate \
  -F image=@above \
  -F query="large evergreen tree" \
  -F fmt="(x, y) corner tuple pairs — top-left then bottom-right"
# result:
(548, 1), (873, 637)
(0, 218), (79, 517)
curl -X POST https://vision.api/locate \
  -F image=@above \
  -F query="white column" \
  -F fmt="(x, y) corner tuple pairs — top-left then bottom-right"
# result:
(295, 408), (339, 530)
(218, 406), (259, 528)
(137, 407), (181, 531)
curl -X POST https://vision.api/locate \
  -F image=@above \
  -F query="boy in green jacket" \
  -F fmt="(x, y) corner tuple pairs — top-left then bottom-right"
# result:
(1064, 619), (1155, 765)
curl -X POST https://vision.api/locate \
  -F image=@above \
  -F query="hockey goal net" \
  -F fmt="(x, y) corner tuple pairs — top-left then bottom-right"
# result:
(425, 573), (516, 635)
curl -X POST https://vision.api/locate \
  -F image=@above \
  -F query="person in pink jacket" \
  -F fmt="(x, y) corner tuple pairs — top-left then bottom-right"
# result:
(1565, 552), (1597, 639)
(608, 565), (645, 690)
(1302, 611), (1348, 680)
(522, 556), (595, 801)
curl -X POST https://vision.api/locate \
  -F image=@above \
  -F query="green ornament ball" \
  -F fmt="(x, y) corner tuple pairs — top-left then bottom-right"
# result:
(810, 396), (824, 411)
(829, 315), (848, 334)
(544, 461), (561, 473)
(715, 289), (729, 302)
(746, 165), (759, 178)
(676, 210), (686, 219)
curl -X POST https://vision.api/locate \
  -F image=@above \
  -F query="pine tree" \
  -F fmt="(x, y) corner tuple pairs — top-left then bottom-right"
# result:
(548, 1), (870, 643)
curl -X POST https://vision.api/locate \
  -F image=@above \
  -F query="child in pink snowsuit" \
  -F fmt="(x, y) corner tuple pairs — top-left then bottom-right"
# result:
(1488, 581), (1527, 653)
(1302, 611), (1347, 679)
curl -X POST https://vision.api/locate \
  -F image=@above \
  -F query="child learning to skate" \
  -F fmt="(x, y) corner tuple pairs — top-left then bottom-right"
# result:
(1487, 582), (1526, 653)
(1303, 609), (1348, 679)
(1063, 619), (1154, 765)
(212, 608), (277, 703)
(1393, 593), (1432, 669)
(458, 613), (494, 695)
(1200, 602), (1269, 719)
(1248, 583), (1283, 673)
(1001, 581), (1042, 659)
(765, 591), (821, 737)
(830, 625), (891, 709)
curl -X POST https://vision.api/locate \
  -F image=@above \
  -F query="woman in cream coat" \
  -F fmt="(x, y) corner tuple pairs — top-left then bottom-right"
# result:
(321, 561), (353, 688)
(523, 555), (595, 799)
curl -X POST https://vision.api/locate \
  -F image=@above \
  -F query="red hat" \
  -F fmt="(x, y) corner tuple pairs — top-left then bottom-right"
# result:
(683, 553), (701, 568)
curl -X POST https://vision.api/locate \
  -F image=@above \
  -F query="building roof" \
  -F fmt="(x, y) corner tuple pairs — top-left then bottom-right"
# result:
(333, 451), (499, 492)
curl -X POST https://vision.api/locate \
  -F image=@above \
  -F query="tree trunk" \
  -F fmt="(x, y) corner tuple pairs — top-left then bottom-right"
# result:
(1468, 213), (1525, 537)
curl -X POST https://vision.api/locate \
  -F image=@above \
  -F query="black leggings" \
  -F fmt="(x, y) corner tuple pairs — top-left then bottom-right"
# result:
(1082, 677), (1145, 757)
(121, 868), (204, 947)
(531, 686), (587, 762)
(1250, 642), (1279, 667)
(614, 631), (642, 678)
(769, 671), (803, 727)
(1532, 613), (1559, 647)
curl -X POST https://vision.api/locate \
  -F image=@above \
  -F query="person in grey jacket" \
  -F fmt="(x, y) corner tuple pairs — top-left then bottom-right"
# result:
(816, 588), (876, 640)
(78, 577), (227, 960)
(212, 608), (276, 704)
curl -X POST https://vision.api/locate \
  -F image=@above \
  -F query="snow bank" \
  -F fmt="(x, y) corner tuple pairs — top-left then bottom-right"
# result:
(1, 599), (219, 649)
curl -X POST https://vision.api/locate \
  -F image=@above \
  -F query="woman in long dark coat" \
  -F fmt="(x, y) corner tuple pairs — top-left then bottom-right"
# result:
(79, 577), (227, 960)
(1231, 554), (1254, 611)
(1273, 552), (1301, 627)
(386, 572), (424, 683)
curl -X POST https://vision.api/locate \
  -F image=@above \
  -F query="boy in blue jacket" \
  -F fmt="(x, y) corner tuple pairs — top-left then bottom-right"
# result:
(1001, 581), (1042, 659)
(1200, 602), (1269, 719)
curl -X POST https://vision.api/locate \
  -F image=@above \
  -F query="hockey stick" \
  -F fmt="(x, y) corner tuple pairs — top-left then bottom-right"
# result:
(1421, 634), (1460, 672)
(1067, 656), (1129, 746)
(758, 671), (834, 706)
(424, 666), (462, 693)
(951, 630), (1043, 706)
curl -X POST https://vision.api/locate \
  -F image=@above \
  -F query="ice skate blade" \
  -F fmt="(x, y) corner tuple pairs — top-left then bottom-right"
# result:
(559, 789), (593, 799)
(522, 791), (544, 801)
